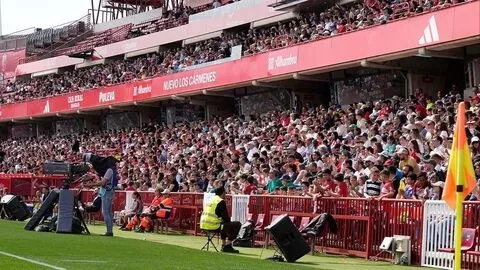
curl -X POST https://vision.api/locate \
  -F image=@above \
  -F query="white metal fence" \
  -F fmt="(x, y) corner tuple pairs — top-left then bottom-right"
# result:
(231, 195), (250, 224)
(421, 200), (455, 269)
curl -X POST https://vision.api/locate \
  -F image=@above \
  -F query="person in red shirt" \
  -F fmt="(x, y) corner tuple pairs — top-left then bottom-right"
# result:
(327, 173), (349, 197)
(243, 175), (258, 195)
(378, 100), (392, 118)
(415, 101), (427, 117)
(321, 169), (337, 192)
(125, 181), (136, 191)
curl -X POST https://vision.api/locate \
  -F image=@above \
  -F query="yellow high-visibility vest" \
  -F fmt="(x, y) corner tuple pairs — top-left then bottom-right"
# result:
(200, 195), (223, 230)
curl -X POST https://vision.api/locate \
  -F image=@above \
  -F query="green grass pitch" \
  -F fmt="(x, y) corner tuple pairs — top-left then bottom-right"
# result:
(0, 220), (420, 270)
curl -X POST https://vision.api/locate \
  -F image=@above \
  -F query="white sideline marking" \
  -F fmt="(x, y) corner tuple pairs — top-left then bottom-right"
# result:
(61, 260), (107, 263)
(0, 250), (66, 270)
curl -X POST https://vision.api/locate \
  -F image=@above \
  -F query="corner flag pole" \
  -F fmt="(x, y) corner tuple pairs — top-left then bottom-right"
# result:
(443, 102), (476, 269)
(453, 102), (467, 270)
(454, 184), (463, 270)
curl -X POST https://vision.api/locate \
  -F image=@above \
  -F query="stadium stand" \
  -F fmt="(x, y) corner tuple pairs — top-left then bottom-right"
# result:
(0, 0), (456, 104)
(0, 0), (479, 267)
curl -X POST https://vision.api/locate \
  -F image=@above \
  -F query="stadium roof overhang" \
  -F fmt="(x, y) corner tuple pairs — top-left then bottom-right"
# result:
(269, 0), (340, 12)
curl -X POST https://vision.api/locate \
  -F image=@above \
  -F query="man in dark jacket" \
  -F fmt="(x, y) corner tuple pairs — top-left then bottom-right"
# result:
(81, 188), (102, 213)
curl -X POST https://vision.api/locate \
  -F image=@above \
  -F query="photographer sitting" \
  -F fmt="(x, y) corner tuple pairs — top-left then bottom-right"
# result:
(200, 187), (241, 253)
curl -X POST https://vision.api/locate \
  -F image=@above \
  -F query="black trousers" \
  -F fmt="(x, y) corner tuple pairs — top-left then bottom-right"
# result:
(221, 221), (241, 240)
(85, 205), (101, 213)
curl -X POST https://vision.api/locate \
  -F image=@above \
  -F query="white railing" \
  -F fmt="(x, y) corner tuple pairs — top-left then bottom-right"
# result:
(421, 200), (455, 269)
(231, 195), (249, 223)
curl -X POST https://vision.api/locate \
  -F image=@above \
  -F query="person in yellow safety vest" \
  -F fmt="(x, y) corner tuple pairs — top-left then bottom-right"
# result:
(200, 186), (241, 253)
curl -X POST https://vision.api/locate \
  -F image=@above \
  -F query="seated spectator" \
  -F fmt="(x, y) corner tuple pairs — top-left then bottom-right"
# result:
(122, 188), (163, 231)
(200, 187), (241, 253)
(137, 189), (173, 232)
(119, 191), (143, 229)
(81, 188), (102, 213)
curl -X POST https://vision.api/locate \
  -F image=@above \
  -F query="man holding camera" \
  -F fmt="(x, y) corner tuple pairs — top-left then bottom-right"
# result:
(82, 154), (118, 237)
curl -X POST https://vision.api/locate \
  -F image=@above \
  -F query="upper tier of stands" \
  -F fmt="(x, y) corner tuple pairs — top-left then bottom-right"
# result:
(20, 0), (234, 62)
(1, 0), (465, 103)
(6, 15), (92, 62)
(54, 24), (134, 57)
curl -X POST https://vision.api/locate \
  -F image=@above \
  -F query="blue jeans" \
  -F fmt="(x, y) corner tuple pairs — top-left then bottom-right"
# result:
(101, 190), (115, 234)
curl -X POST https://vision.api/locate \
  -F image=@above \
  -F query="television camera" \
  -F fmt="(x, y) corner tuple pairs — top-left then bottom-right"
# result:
(42, 161), (90, 189)
(37, 161), (91, 234)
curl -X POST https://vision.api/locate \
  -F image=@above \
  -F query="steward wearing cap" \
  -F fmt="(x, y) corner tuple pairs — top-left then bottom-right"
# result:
(136, 189), (173, 233)
(156, 190), (173, 219)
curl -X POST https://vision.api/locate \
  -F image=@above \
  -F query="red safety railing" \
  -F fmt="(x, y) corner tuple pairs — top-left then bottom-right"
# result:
(0, 174), (67, 199)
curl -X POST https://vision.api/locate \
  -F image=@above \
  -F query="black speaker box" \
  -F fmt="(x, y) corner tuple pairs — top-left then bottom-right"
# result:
(0, 195), (30, 221)
(24, 190), (59, 231)
(265, 214), (310, 262)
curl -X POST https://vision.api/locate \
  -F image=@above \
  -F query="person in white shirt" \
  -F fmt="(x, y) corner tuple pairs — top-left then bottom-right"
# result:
(430, 135), (445, 154)
(246, 141), (259, 162)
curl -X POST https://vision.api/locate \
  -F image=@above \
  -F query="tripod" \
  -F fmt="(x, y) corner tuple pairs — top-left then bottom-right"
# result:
(73, 190), (90, 235)
(260, 232), (285, 262)
(0, 204), (11, 220)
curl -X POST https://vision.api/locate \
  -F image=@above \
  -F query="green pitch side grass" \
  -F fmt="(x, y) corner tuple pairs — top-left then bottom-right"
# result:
(0, 220), (419, 270)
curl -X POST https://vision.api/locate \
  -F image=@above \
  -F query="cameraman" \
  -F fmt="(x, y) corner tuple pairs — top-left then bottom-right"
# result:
(82, 154), (119, 237)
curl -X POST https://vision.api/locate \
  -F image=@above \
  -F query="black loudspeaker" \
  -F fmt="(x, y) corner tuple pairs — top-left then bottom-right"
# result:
(24, 190), (59, 231)
(56, 190), (74, 233)
(0, 195), (30, 221)
(265, 214), (310, 262)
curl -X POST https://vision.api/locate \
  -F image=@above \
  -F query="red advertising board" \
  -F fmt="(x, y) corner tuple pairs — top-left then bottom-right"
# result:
(0, 49), (25, 80)
(1, 1), (479, 121)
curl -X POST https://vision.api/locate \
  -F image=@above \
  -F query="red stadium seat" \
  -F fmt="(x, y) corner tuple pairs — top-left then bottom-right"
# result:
(438, 228), (477, 253)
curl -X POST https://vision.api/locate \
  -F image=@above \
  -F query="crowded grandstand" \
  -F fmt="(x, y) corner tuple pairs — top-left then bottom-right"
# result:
(0, 0), (479, 268)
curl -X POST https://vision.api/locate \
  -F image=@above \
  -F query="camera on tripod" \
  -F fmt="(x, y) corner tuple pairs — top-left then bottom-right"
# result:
(43, 162), (90, 189)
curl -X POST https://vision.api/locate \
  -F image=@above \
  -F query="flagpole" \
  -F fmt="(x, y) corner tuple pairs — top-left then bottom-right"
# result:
(442, 102), (475, 270)
(454, 102), (465, 270)
(454, 185), (463, 270)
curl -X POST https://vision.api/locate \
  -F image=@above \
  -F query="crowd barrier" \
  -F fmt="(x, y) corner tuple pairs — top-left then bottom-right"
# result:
(421, 201), (480, 269)
(79, 190), (435, 263)
(0, 174), (66, 198)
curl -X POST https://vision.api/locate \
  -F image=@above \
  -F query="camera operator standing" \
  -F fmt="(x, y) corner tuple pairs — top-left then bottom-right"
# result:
(82, 154), (119, 237)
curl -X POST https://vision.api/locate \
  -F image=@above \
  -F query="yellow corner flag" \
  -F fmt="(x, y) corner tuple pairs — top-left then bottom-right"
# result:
(442, 102), (477, 270)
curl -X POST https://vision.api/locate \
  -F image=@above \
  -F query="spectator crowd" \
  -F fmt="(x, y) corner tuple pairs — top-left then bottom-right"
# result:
(0, 0), (467, 104)
(2, 85), (480, 203)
